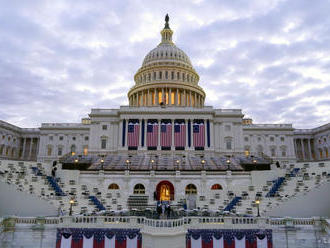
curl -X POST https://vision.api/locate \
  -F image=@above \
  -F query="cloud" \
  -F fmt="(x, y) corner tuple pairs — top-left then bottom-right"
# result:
(0, 0), (329, 129)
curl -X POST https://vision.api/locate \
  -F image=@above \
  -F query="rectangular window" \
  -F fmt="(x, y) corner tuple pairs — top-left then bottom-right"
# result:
(226, 140), (232, 150)
(101, 139), (106, 149)
(58, 147), (62, 156)
(84, 136), (89, 141)
(49, 136), (53, 141)
(59, 136), (63, 141)
(171, 71), (174, 80)
(159, 71), (162, 79)
(47, 147), (52, 156)
(102, 125), (107, 130)
(165, 71), (168, 79)
(153, 72), (156, 80)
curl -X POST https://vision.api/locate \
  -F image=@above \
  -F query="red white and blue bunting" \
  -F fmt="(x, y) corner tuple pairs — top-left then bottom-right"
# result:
(186, 229), (272, 248)
(56, 228), (142, 248)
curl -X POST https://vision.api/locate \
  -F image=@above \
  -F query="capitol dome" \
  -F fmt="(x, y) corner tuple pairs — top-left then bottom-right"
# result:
(128, 15), (205, 108)
(142, 43), (193, 68)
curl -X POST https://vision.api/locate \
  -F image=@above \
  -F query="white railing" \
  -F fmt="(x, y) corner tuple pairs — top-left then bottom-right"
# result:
(8, 216), (321, 232)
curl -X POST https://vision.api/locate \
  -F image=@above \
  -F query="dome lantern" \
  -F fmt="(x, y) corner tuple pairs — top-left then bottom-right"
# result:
(161, 14), (173, 44)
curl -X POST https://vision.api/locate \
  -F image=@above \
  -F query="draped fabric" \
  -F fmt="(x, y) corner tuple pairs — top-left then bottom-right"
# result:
(235, 237), (246, 248)
(60, 235), (72, 248)
(186, 229), (272, 248)
(212, 237), (224, 248)
(191, 236), (202, 248)
(56, 228), (141, 248)
(83, 235), (94, 248)
(126, 236), (137, 248)
(104, 236), (115, 248)
(257, 237), (267, 248)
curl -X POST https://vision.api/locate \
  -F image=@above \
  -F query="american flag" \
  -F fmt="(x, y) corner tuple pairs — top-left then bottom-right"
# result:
(127, 123), (139, 147)
(174, 123), (186, 147)
(147, 123), (158, 147)
(160, 123), (172, 147)
(193, 122), (205, 147)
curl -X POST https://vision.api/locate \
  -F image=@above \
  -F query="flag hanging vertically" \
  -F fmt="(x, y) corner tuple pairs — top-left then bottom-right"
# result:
(128, 122), (140, 147)
(147, 122), (158, 147)
(174, 122), (186, 148)
(193, 121), (205, 148)
(160, 122), (172, 147)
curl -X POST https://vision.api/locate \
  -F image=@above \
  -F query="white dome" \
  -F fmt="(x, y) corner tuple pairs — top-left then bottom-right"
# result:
(142, 43), (193, 68)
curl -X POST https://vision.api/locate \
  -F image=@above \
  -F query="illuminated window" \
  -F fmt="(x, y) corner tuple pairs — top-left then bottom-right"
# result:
(83, 146), (88, 155)
(171, 91), (175, 104)
(152, 91), (155, 105)
(109, 183), (120, 190)
(133, 184), (145, 194)
(71, 145), (76, 155)
(185, 184), (197, 194)
(211, 184), (222, 190)
(158, 91), (162, 104)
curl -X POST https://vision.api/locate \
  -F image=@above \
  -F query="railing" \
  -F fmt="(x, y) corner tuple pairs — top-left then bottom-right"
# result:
(9, 216), (321, 232)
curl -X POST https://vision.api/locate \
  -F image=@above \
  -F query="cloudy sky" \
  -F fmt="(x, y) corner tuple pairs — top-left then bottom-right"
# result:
(0, 0), (329, 129)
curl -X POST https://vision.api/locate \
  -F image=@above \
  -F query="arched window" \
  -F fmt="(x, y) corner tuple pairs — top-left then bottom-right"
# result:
(108, 183), (120, 190)
(185, 184), (197, 194)
(133, 184), (145, 194)
(211, 184), (222, 190)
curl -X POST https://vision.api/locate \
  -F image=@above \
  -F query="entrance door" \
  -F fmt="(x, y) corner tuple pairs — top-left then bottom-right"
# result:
(156, 180), (174, 201)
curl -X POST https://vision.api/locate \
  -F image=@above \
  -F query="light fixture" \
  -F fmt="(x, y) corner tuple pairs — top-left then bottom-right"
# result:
(101, 159), (104, 163)
(74, 159), (78, 163)
(69, 199), (74, 216)
(201, 160), (205, 164)
(176, 160), (180, 164)
(226, 159), (230, 164)
(253, 159), (257, 164)
(255, 200), (260, 217)
(151, 159), (155, 163)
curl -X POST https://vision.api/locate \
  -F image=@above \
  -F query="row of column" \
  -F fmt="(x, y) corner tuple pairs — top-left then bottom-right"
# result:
(121, 119), (211, 149)
(20, 137), (39, 160)
(129, 88), (204, 107)
(294, 138), (314, 161)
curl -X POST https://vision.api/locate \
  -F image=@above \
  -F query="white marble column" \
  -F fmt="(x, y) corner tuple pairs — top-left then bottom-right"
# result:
(147, 89), (150, 106)
(307, 139), (312, 160)
(21, 138), (26, 159)
(183, 90), (186, 106)
(176, 88), (179, 106)
(300, 139), (305, 160)
(169, 88), (172, 105)
(125, 119), (129, 148)
(194, 93), (197, 107)
(29, 138), (33, 160)
(156, 88), (159, 105)
(189, 91), (192, 107)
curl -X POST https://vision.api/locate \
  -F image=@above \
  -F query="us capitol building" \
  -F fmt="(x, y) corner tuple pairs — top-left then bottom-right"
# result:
(0, 15), (330, 248)
(0, 16), (329, 166)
